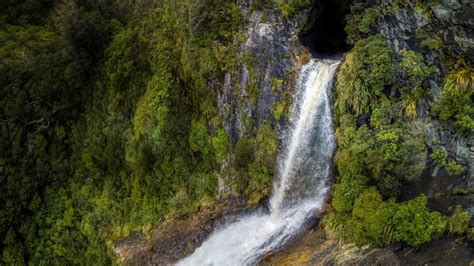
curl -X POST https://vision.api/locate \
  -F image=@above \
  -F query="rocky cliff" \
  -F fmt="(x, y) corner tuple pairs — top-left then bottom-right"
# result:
(373, 0), (473, 221)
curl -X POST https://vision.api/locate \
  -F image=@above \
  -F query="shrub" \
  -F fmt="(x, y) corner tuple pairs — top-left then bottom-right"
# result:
(434, 64), (474, 132)
(245, 121), (278, 202)
(350, 187), (395, 246)
(332, 191), (447, 247)
(336, 119), (425, 199)
(467, 228), (474, 241)
(345, 5), (380, 44)
(391, 195), (447, 246)
(399, 50), (434, 118)
(332, 175), (368, 213)
(189, 120), (212, 158)
(211, 128), (231, 161)
(359, 8), (378, 33)
(234, 137), (254, 169)
(430, 149), (466, 175)
(430, 148), (447, 165)
(251, 0), (275, 11)
(370, 100), (395, 130)
(376, 175), (401, 199)
(375, 127), (426, 184)
(336, 36), (396, 116)
(278, 0), (311, 18)
(445, 161), (466, 176)
(447, 205), (471, 235)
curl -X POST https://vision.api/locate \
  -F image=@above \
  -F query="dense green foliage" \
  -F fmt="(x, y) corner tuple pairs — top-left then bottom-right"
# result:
(434, 61), (474, 133)
(345, 5), (379, 45)
(335, 36), (396, 116)
(329, 0), (474, 247)
(330, 188), (446, 247)
(231, 121), (278, 203)
(330, 3), (471, 245)
(447, 205), (471, 235)
(0, 0), (280, 263)
(251, 0), (311, 18)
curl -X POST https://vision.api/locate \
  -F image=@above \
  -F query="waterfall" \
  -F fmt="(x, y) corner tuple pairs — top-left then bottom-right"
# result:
(178, 59), (340, 266)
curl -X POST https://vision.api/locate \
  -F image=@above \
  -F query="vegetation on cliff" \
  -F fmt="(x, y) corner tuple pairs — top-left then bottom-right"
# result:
(328, 0), (472, 248)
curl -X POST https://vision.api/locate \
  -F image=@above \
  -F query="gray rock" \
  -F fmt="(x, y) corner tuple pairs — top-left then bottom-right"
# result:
(215, 4), (310, 195)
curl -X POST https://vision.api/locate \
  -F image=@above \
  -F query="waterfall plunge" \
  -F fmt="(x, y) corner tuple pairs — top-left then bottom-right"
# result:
(178, 59), (340, 266)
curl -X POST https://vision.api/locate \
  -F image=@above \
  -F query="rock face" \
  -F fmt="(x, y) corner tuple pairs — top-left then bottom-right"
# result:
(215, 3), (310, 196)
(259, 227), (473, 266)
(396, 235), (473, 265)
(113, 205), (258, 265)
(259, 228), (402, 266)
(113, 212), (218, 265)
(377, 0), (474, 61)
(373, 0), (473, 218)
(221, 2), (317, 143)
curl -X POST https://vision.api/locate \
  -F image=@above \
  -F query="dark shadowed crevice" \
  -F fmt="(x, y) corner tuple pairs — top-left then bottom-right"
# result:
(300, 0), (351, 57)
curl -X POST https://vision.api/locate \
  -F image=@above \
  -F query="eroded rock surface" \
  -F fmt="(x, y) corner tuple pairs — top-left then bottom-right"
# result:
(259, 227), (473, 266)
(259, 228), (401, 266)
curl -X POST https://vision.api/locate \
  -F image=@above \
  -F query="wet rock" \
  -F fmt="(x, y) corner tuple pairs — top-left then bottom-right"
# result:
(259, 228), (401, 266)
(396, 235), (474, 265)
(113, 232), (150, 264)
(216, 3), (310, 197)
(260, 226), (473, 266)
(114, 202), (260, 265)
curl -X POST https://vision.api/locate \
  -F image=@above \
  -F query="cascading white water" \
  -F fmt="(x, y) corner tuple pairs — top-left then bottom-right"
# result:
(178, 59), (340, 266)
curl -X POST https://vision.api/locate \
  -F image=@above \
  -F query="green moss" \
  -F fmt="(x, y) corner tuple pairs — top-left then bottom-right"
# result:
(272, 89), (293, 122)
(416, 28), (444, 51)
(420, 37), (443, 50)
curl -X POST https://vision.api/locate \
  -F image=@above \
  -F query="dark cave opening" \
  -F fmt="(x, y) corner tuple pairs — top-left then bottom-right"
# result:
(300, 1), (351, 57)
